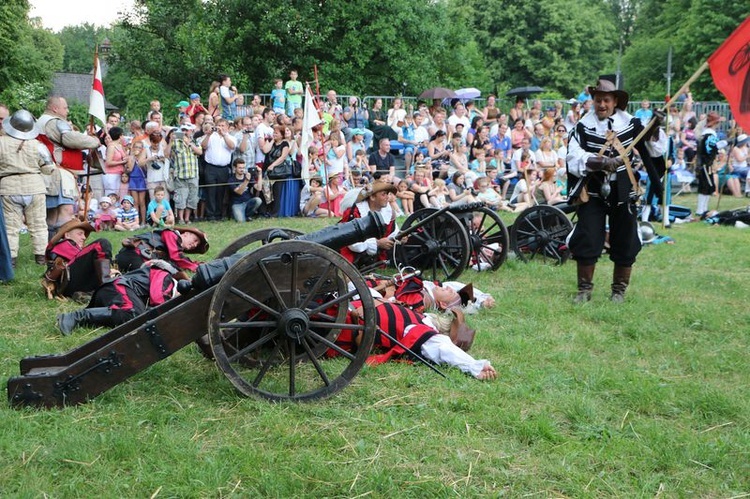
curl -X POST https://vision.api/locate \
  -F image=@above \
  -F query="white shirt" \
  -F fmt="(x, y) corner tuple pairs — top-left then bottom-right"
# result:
(347, 200), (398, 256)
(254, 122), (274, 164)
(204, 132), (235, 166)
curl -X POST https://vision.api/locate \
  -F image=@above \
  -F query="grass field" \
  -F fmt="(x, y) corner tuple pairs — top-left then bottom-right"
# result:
(1, 194), (749, 498)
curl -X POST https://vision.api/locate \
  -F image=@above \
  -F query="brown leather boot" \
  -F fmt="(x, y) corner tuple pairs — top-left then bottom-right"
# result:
(94, 259), (112, 285)
(610, 265), (632, 303)
(35, 254), (47, 265)
(573, 263), (596, 303)
(41, 259), (66, 300)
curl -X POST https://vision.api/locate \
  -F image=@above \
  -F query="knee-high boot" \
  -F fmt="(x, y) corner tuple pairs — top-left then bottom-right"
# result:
(610, 265), (632, 303)
(57, 307), (113, 336)
(94, 259), (112, 285)
(573, 262), (596, 303)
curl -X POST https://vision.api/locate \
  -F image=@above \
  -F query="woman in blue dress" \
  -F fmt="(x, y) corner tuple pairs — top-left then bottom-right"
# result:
(126, 140), (148, 227)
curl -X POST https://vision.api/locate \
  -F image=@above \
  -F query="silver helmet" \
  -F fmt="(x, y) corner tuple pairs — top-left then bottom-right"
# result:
(639, 221), (656, 244)
(2, 110), (39, 140)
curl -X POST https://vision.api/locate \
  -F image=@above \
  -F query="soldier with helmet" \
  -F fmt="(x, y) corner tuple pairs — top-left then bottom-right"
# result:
(0, 109), (56, 268)
(36, 96), (101, 235)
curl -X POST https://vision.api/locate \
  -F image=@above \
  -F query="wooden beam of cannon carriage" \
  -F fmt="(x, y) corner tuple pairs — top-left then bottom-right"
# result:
(7, 214), (390, 408)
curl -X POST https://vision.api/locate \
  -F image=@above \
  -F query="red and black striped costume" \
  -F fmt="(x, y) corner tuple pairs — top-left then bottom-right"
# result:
(331, 301), (436, 365)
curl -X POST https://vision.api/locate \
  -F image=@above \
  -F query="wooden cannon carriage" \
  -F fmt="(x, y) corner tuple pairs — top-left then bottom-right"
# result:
(7, 214), (389, 408)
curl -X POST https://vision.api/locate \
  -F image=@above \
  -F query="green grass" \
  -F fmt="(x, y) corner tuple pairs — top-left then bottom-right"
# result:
(2, 194), (750, 497)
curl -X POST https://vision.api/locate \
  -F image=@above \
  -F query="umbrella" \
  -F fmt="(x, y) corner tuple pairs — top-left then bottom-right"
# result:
(442, 87), (482, 106)
(506, 86), (544, 98)
(455, 87), (481, 100)
(419, 87), (457, 100)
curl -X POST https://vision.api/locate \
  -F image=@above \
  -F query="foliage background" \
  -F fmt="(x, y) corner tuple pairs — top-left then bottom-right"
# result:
(1, 0), (748, 123)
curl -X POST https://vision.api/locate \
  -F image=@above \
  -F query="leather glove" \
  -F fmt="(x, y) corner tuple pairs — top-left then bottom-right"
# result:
(586, 156), (624, 173)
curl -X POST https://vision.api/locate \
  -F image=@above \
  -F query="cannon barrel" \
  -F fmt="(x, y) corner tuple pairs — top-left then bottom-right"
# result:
(186, 212), (385, 292)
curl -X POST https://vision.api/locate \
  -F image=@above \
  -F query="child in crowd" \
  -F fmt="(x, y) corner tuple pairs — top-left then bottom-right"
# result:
(351, 149), (369, 176)
(476, 177), (513, 212)
(413, 150), (429, 173)
(94, 197), (118, 231)
(115, 195), (140, 231)
(468, 148), (488, 186)
(396, 179), (415, 216)
(429, 178), (450, 208)
(343, 169), (369, 190)
(108, 192), (120, 209)
(299, 176), (329, 217)
(307, 145), (324, 180)
(271, 79), (286, 115)
(147, 185), (175, 227)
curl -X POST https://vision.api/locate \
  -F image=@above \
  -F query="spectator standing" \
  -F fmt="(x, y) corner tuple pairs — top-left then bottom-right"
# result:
(254, 108), (276, 170)
(186, 93), (208, 124)
(634, 100), (653, 125)
(138, 121), (171, 201)
(201, 118), (236, 221)
(125, 140), (148, 226)
(104, 126), (128, 198)
(170, 123), (202, 224)
(219, 74), (240, 121)
(284, 70), (303, 116)
(270, 79), (287, 115)
(695, 112), (723, 218)
(234, 114), (259, 167)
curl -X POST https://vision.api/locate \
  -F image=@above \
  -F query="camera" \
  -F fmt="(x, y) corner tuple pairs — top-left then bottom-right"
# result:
(212, 126), (217, 132)
(242, 129), (251, 134)
(248, 166), (259, 176)
(174, 130), (185, 140)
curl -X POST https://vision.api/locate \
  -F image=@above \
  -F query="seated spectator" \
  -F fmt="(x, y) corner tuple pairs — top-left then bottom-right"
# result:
(94, 197), (117, 231)
(539, 167), (566, 205)
(346, 129), (367, 166)
(448, 172), (476, 204)
(351, 149), (369, 177)
(299, 176), (330, 217)
(409, 167), (435, 210)
(395, 179), (415, 216)
(428, 178), (449, 208)
(475, 177), (512, 212)
(510, 164), (539, 206)
(114, 195), (140, 231)
(343, 97), (373, 150)
(228, 158), (262, 222)
(319, 173), (347, 217)
(534, 137), (558, 170)
(398, 113), (419, 173)
(147, 186), (175, 227)
(368, 138), (396, 181)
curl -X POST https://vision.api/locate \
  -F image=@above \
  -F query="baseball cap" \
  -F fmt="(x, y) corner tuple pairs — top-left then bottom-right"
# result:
(189, 93), (200, 100)
(175, 100), (189, 108)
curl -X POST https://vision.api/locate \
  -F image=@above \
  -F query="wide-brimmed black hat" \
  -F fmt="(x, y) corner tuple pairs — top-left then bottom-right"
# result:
(587, 79), (629, 110)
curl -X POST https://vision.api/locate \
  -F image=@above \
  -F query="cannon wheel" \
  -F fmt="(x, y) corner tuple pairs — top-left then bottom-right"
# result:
(394, 208), (470, 282)
(468, 206), (510, 271)
(207, 240), (376, 402)
(510, 205), (573, 264)
(216, 227), (305, 259)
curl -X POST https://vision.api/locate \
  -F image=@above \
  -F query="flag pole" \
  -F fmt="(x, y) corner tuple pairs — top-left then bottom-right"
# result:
(82, 46), (99, 222)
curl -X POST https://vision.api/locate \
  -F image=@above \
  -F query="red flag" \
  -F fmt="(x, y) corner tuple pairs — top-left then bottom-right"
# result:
(708, 16), (750, 131)
(89, 54), (106, 126)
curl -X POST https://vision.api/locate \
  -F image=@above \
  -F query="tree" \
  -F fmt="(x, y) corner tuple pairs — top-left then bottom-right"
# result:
(0, 2), (63, 110)
(111, 0), (490, 98)
(467, 0), (618, 98)
(56, 24), (112, 73)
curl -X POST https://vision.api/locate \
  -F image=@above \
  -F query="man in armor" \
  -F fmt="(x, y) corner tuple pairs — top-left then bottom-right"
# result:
(0, 110), (55, 268)
(566, 79), (661, 303)
(36, 96), (101, 235)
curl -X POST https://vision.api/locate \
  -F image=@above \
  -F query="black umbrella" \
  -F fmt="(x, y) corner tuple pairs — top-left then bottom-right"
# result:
(506, 86), (544, 98)
(419, 87), (457, 100)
